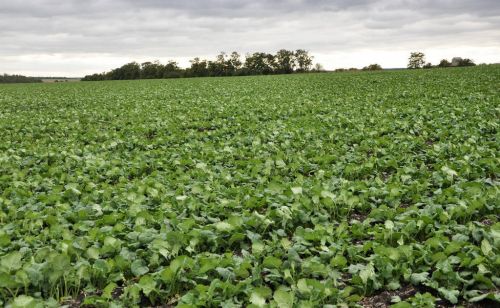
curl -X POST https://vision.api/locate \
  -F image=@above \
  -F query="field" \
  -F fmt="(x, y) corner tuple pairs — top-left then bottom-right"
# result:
(0, 66), (499, 307)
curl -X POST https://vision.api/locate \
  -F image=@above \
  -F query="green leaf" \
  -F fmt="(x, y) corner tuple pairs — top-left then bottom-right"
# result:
(441, 166), (458, 178)
(330, 255), (347, 268)
(390, 301), (412, 308)
(215, 221), (233, 232)
(251, 286), (272, 302)
(252, 241), (265, 255)
(276, 159), (286, 168)
(385, 220), (395, 230)
(297, 278), (310, 295)
(410, 272), (429, 284)
(0, 272), (19, 288)
(469, 292), (498, 302)
(387, 281), (400, 290)
(438, 288), (459, 304)
(103, 236), (121, 252)
(273, 288), (294, 308)
(481, 239), (492, 256)
(86, 247), (100, 259)
(9, 295), (37, 308)
(263, 256), (282, 269)
(138, 275), (156, 296)
(131, 260), (149, 276)
(359, 263), (376, 285)
(250, 291), (266, 307)
(320, 190), (335, 200)
(102, 282), (118, 299)
(291, 187), (303, 195)
(249, 287), (272, 307)
(1, 251), (22, 272)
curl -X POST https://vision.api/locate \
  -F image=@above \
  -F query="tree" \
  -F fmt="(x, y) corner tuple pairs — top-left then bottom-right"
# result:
(0, 74), (42, 83)
(163, 61), (181, 78)
(81, 73), (107, 81)
(458, 58), (476, 67)
(109, 62), (141, 80)
(451, 57), (463, 67)
(207, 53), (226, 77)
(187, 57), (209, 77)
(295, 49), (313, 72)
(81, 48), (319, 81)
(274, 49), (296, 74)
(227, 52), (242, 75)
(141, 61), (163, 79)
(438, 59), (451, 68)
(423, 62), (433, 69)
(362, 64), (382, 71)
(205, 52), (244, 77)
(408, 52), (425, 69)
(244, 52), (275, 75)
(312, 63), (325, 72)
(439, 57), (476, 68)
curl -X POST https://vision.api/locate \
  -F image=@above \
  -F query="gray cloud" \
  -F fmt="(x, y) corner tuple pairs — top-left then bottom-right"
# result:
(1, 0), (499, 76)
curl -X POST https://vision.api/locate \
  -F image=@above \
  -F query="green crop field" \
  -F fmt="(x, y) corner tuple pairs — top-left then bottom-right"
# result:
(0, 66), (499, 307)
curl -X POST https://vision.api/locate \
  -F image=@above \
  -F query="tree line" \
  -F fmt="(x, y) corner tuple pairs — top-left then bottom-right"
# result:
(0, 74), (42, 83)
(333, 64), (383, 72)
(82, 49), (318, 81)
(408, 52), (476, 69)
(332, 53), (477, 73)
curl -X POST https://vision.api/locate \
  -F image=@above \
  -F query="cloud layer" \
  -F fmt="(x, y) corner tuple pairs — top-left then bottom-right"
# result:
(1, 0), (499, 76)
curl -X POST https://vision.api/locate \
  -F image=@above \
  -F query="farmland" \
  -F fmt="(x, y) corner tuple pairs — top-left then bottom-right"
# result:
(0, 66), (499, 307)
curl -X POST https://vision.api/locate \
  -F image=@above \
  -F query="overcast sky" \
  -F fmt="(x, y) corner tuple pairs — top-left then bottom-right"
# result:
(1, 0), (499, 77)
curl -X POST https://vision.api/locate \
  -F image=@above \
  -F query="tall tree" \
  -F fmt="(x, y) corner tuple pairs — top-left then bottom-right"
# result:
(438, 59), (451, 68)
(451, 57), (463, 66)
(294, 49), (313, 72)
(163, 61), (181, 78)
(187, 57), (209, 77)
(274, 49), (296, 74)
(226, 51), (242, 76)
(362, 64), (382, 71)
(208, 52), (227, 76)
(312, 63), (325, 72)
(408, 52), (425, 69)
(244, 52), (274, 75)
(110, 62), (141, 80)
(458, 58), (476, 67)
(141, 61), (163, 79)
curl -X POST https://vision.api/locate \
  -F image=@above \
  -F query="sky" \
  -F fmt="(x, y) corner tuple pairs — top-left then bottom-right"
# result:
(1, 0), (500, 77)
